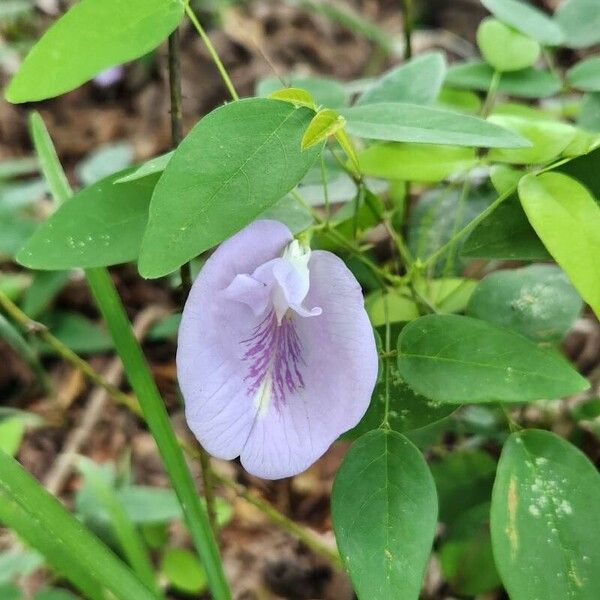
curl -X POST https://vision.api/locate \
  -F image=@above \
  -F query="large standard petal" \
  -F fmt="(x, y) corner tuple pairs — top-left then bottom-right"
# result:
(177, 220), (293, 460)
(240, 251), (378, 478)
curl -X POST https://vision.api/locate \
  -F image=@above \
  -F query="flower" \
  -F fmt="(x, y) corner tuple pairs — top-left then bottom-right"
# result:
(178, 220), (378, 479)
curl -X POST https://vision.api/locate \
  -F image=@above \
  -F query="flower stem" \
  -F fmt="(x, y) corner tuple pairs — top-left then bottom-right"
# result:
(184, 2), (239, 101)
(30, 115), (232, 600)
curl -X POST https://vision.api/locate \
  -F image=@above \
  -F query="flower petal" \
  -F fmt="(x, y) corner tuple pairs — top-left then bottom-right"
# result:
(240, 250), (378, 478)
(178, 220), (293, 460)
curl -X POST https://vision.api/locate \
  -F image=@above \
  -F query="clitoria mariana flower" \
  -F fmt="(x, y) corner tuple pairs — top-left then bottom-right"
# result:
(178, 220), (378, 479)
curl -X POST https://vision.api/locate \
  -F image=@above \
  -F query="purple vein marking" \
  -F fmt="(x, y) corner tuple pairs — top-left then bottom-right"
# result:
(241, 309), (305, 409)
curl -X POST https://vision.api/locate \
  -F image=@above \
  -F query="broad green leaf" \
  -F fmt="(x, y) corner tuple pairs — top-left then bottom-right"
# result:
(357, 143), (477, 182)
(161, 548), (206, 595)
(0, 451), (157, 600)
(139, 99), (321, 278)
(491, 429), (600, 599)
(477, 18), (541, 72)
(482, 0), (564, 45)
(340, 103), (529, 147)
(461, 193), (549, 259)
(301, 108), (345, 149)
(555, 0), (600, 49)
(436, 86), (482, 114)
(567, 56), (600, 92)
(256, 75), (347, 108)
(397, 314), (589, 404)
(5, 0), (184, 103)
(268, 87), (316, 110)
(446, 61), (561, 98)
(487, 115), (577, 164)
(21, 271), (71, 319)
(115, 152), (174, 184)
(431, 452), (497, 523)
(0, 418), (26, 457)
(518, 173), (600, 318)
(332, 430), (437, 600)
(414, 278), (477, 313)
(439, 503), (501, 596)
(17, 170), (158, 270)
(365, 289), (419, 326)
(579, 93), (600, 132)
(357, 52), (446, 106)
(467, 264), (582, 342)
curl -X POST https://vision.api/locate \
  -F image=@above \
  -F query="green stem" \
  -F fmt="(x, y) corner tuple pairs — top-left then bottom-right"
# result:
(400, 0), (413, 59)
(320, 154), (330, 224)
(184, 3), (239, 101)
(481, 70), (501, 118)
(30, 115), (232, 600)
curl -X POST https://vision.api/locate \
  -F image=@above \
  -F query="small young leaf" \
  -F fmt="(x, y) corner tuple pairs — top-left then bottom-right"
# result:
(17, 170), (158, 270)
(446, 61), (561, 98)
(397, 314), (589, 404)
(477, 18), (541, 72)
(139, 99), (321, 278)
(332, 430), (437, 600)
(555, 0), (600, 49)
(481, 0), (564, 46)
(518, 173), (600, 319)
(567, 56), (600, 92)
(301, 109), (346, 149)
(467, 264), (582, 342)
(161, 548), (207, 595)
(357, 143), (477, 182)
(340, 103), (529, 147)
(357, 52), (446, 106)
(491, 429), (600, 599)
(256, 75), (347, 108)
(5, 0), (184, 103)
(268, 87), (317, 110)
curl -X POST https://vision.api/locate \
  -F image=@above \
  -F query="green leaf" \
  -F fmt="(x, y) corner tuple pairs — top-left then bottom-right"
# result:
(555, 0), (600, 49)
(556, 147), (600, 199)
(0, 584), (20, 600)
(356, 52), (446, 105)
(579, 93), (600, 132)
(477, 18), (541, 72)
(357, 143), (477, 182)
(365, 289), (419, 326)
(0, 418), (26, 457)
(301, 108), (346, 149)
(518, 172), (600, 319)
(0, 450), (158, 600)
(461, 193), (549, 259)
(258, 195), (313, 234)
(431, 451), (497, 523)
(414, 278), (478, 314)
(161, 548), (207, 596)
(490, 164), (523, 194)
(397, 314), (589, 404)
(256, 75), (347, 108)
(567, 56), (600, 92)
(17, 170), (158, 270)
(491, 429), (600, 599)
(340, 103), (529, 147)
(436, 86), (482, 114)
(332, 430), (437, 600)
(39, 311), (113, 355)
(487, 115), (577, 164)
(5, 0), (184, 103)
(467, 264), (583, 342)
(446, 61), (561, 98)
(21, 271), (71, 319)
(268, 87), (316, 110)
(0, 214), (36, 259)
(33, 589), (80, 600)
(481, 0), (564, 45)
(115, 152), (174, 184)
(139, 99), (321, 278)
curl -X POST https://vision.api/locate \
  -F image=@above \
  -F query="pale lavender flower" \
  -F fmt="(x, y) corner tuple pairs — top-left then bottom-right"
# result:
(178, 220), (378, 479)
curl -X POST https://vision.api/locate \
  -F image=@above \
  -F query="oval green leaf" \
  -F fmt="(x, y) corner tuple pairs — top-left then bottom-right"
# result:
(17, 170), (158, 270)
(341, 103), (529, 148)
(356, 52), (446, 106)
(332, 430), (438, 600)
(139, 98), (321, 278)
(301, 108), (345, 149)
(467, 264), (582, 342)
(491, 429), (600, 599)
(555, 0), (600, 49)
(518, 172), (600, 319)
(482, 0), (564, 45)
(567, 56), (600, 92)
(477, 18), (541, 72)
(5, 0), (184, 103)
(397, 314), (589, 404)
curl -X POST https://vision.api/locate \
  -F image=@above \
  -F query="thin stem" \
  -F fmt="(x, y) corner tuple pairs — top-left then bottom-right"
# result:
(481, 70), (501, 118)
(442, 176), (471, 277)
(382, 293), (391, 430)
(184, 3), (239, 101)
(211, 470), (343, 570)
(320, 154), (330, 224)
(400, 0), (413, 59)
